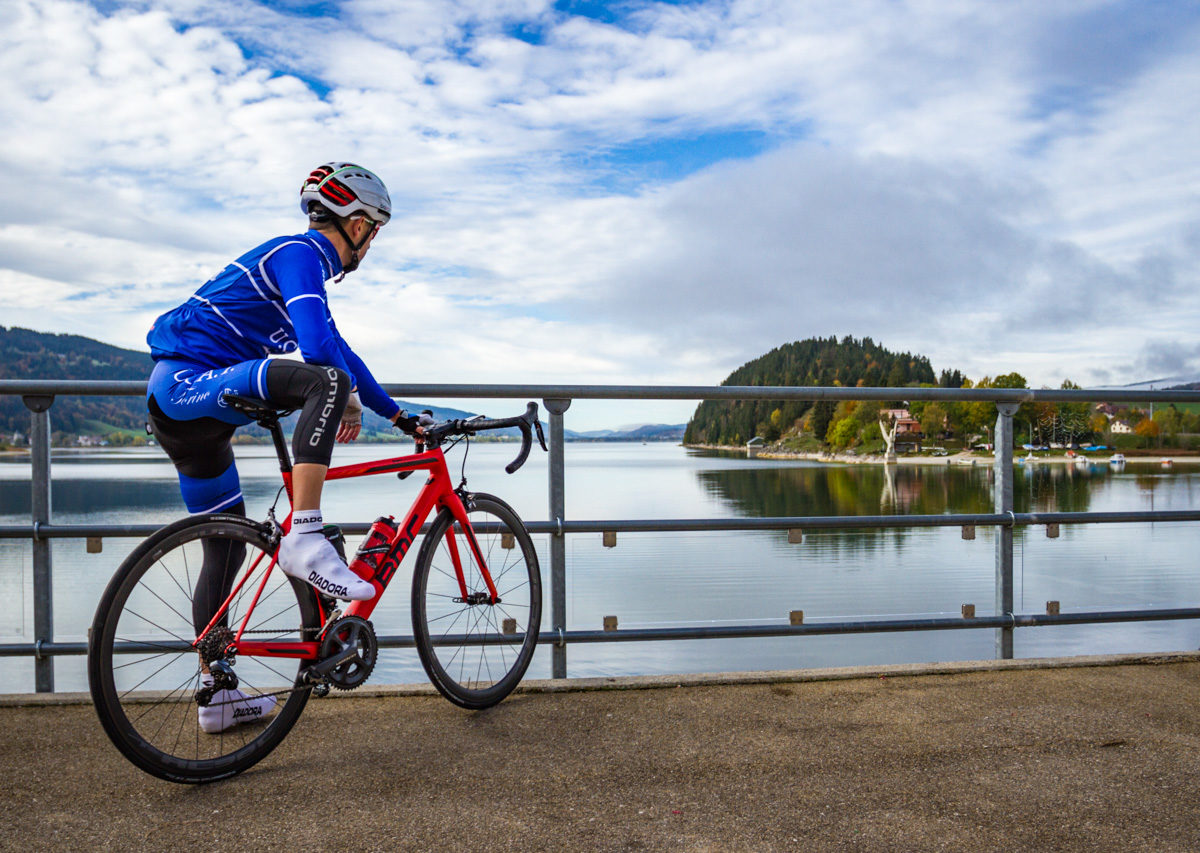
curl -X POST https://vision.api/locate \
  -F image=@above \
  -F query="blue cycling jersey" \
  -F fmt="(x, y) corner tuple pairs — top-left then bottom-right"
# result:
(147, 230), (399, 420)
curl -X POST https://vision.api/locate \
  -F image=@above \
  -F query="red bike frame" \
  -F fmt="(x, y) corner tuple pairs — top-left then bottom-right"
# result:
(196, 444), (499, 661)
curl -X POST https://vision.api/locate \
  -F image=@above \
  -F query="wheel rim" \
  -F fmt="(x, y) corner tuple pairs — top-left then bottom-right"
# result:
(95, 522), (315, 772)
(419, 504), (539, 699)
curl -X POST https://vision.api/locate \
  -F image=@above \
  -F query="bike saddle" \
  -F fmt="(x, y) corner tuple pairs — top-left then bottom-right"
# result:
(221, 394), (295, 423)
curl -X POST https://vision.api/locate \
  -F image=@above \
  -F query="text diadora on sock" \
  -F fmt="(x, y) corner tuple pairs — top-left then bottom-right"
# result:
(292, 511), (323, 530)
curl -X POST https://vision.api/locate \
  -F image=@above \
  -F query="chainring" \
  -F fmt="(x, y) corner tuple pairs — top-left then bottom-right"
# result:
(319, 616), (377, 691)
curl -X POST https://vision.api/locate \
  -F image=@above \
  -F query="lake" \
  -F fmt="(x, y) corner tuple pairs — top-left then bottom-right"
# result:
(2, 443), (1198, 693)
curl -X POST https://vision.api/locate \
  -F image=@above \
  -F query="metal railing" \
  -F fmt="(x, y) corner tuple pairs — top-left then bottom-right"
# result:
(4, 379), (1200, 692)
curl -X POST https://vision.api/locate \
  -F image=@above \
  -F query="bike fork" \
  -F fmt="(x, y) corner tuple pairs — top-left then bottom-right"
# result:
(445, 506), (500, 604)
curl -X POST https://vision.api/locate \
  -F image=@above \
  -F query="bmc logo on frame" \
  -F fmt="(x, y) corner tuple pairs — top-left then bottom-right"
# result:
(377, 513), (420, 586)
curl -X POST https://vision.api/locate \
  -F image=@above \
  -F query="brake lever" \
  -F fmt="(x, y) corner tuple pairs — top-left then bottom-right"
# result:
(397, 437), (426, 480)
(533, 419), (547, 451)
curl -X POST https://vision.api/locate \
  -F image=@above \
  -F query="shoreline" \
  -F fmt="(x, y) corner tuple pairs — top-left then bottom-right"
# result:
(685, 444), (1198, 466)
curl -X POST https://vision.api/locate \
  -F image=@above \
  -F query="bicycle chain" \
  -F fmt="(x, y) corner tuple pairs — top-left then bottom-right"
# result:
(199, 624), (332, 704)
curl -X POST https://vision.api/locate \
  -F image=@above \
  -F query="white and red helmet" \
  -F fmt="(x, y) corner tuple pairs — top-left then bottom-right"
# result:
(300, 162), (391, 224)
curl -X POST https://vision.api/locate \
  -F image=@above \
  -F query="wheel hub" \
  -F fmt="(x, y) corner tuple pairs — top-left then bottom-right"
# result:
(454, 591), (498, 605)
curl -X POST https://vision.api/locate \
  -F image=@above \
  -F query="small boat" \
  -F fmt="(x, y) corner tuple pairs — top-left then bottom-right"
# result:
(1162, 458), (1173, 468)
(1109, 454), (1126, 466)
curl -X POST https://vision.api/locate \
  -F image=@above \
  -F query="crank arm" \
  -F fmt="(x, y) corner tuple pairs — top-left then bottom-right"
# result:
(300, 645), (360, 683)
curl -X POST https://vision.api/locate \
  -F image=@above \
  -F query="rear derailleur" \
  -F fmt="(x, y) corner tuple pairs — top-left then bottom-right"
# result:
(194, 626), (237, 708)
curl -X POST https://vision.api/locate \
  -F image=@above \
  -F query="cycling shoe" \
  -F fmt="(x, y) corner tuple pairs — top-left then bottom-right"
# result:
(198, 688), (278, 734)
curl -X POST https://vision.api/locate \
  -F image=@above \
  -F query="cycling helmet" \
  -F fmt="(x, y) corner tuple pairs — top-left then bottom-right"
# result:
(300, 162), (391, 276)
(300, 162), (391, 224)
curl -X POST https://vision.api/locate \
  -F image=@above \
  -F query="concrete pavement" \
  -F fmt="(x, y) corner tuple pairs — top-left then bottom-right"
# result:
(2, 654), (1199, 852)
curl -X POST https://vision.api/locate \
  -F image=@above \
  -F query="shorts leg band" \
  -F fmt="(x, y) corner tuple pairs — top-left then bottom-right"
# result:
(179, 462), (243, 514)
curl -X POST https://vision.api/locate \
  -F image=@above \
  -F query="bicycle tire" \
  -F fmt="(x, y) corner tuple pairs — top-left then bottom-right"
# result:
(87, 514), (320, 783)
(412, 493), (542, 709)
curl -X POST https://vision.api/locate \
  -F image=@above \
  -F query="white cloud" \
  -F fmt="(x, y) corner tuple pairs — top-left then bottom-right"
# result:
(1, 0), (1199, 428)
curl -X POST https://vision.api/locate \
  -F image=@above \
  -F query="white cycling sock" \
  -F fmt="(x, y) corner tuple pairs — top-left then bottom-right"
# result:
(279, 511), (374, 601)
(197, 683), (278, 734)
(290, 510), (324, 535)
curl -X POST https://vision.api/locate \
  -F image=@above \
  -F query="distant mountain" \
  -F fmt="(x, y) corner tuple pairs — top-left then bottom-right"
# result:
(1097, 375), (1200, 391)
(565, 423), (686, 441)
(0, 326), (153, 439)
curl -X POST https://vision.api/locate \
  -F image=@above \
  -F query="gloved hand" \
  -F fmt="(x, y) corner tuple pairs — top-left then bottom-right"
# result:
(337, 390), (363, 443)
(393, 408), (435, 436)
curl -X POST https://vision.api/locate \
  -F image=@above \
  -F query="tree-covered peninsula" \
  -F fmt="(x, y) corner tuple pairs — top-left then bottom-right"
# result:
(683, 336), (939, 447)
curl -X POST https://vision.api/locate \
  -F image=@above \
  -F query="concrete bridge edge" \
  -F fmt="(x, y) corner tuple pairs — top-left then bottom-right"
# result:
(5, 649), (1199, 707)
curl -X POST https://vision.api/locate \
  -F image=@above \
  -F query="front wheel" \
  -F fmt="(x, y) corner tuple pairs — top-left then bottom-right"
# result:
(412, 493), (542, 709)
(87, 514), (321, 783)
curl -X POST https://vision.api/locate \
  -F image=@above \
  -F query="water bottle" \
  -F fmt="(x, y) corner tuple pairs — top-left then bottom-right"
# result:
(321, 524), (347, 563)
(348, 516), (398, 582)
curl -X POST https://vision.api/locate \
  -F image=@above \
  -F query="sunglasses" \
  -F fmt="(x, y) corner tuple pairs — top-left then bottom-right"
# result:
(355, 215), (384, 236)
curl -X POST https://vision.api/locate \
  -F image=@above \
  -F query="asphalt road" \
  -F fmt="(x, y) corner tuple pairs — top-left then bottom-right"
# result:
(2, 657), (1199, 852)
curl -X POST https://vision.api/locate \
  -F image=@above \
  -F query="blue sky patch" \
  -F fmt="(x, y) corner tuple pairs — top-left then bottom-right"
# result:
(568, 126), (793, 192)
(553, 0), (707, 30)
(553, 0), (624, 26)
(256, 0), (342, 17)
(273, 69), (332, 99)
(506, 19), (550, 46)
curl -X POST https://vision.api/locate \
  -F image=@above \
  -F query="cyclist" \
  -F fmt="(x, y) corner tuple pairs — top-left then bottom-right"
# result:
(146, 163), (423, 730)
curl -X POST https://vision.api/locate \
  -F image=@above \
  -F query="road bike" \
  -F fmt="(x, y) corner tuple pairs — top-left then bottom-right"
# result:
(87, 396), (546, 783)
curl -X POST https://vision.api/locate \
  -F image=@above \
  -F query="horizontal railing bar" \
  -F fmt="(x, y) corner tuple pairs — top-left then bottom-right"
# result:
(555, 510), (1200, 533)
(2, 379), (1199, 405)
(8, 607), (1199, 658)
(552, 608), (1200, 643)
(4, 510), (1199, 541)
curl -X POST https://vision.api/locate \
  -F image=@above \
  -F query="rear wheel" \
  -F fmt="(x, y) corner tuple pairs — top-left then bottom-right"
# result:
(87, 515), (320, 783)
(412, 493), (541, 709)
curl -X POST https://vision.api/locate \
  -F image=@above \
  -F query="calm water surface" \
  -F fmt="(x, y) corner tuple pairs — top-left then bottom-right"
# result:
(1, 443), (1197, 692)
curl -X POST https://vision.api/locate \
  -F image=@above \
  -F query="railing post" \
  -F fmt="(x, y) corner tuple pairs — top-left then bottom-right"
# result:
(543, 398), (571, 679)
(994, 402), (1018, 660)
(23, 395), (55, 692)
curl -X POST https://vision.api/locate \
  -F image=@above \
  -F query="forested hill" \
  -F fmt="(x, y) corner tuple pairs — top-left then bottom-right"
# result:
(683, 336), (939, 446)
(0, 326), (153, 438)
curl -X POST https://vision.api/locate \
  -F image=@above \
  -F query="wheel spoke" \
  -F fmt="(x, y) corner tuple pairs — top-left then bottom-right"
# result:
(414, 498), (540, 708)
(91, 519), (316, 781)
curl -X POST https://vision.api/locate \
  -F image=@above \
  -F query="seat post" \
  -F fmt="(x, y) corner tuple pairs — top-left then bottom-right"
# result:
(265, 416), (292, 474)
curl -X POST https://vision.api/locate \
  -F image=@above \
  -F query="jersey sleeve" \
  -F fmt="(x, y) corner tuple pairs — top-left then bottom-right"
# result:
(268, 244), (356, 385)
(330, 324), (401, 420)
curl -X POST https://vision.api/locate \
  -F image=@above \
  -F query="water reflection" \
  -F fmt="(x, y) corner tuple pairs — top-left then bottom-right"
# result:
(697, 461), (1107, 518)
(694, 460), (1115, 555)
(0, 479), (183, 516)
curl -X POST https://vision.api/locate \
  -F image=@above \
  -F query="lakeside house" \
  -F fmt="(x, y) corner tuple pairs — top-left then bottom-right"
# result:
(882, 408), (924, 452)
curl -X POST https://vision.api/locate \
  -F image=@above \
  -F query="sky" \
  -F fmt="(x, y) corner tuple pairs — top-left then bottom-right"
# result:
(2, 0), (1199, 429)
